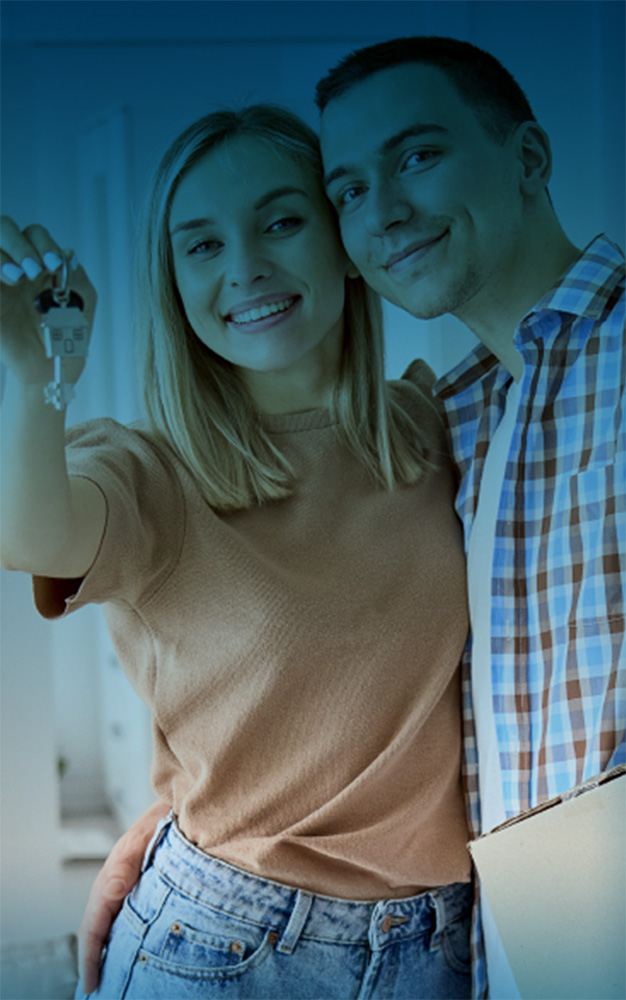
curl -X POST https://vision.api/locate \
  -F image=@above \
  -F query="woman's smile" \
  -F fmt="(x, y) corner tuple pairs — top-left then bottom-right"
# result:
(224, 293), (301, 331)
(169, 135), (352, 408)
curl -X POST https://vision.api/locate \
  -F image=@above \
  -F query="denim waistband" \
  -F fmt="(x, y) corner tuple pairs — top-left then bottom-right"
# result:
(143, 814), (472, 954)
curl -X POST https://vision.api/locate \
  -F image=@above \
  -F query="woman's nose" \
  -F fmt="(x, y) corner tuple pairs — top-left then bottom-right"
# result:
(225, 242), (273, 287)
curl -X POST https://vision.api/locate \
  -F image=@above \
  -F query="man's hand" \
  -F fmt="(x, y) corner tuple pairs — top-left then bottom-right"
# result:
(78, 801), (170, 994)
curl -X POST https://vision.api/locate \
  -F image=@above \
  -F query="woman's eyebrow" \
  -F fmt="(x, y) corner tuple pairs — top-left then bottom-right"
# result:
(254, 186), (310, 210)
(170, 187), (310, 236)
(170, 217), (214, 237)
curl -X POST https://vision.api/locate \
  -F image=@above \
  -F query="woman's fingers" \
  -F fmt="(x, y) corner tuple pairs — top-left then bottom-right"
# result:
(78, 863), (133, 995)
(0, 222), (97, 387)
(0, 250), (25, 285)
(24, 223), (65, 273)
(0, 217), (64, 283)
(63, 256), (98, 323)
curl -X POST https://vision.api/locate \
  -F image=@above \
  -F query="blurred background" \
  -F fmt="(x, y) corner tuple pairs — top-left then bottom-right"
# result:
(1, 1), (624, 996)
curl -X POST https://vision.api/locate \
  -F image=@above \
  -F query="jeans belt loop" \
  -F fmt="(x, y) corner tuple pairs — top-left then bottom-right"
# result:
(276, 890), (314, 954)
(141, 809), (173, 873)
(429, 889), (446, 951)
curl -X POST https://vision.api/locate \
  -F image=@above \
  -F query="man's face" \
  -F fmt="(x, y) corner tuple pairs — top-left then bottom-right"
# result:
(320, 63), (525, 322)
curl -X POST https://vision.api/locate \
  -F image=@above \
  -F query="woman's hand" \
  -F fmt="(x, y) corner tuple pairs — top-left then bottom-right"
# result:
(78, 801), (171, 995)
(0, 218), (105, 577)
(0, 216), (97, 387)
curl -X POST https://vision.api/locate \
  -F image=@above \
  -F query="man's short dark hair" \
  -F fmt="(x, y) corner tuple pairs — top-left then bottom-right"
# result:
(315, 36), (536, 143)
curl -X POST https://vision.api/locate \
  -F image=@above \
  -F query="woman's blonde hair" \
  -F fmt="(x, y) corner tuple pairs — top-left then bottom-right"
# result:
(135, 104), (435, 510)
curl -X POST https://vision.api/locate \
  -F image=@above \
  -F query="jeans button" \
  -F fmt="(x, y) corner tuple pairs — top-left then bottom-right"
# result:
(381, 915), (392, 934)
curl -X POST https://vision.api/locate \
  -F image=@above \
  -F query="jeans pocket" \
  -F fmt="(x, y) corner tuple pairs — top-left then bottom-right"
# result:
(159, 915), (271, 970)
(441, 908), (472, 974)
(140, 896), (275, 980)
(124, 866), (171, 932)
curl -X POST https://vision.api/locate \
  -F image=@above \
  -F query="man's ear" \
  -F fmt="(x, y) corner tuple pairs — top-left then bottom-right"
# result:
(515, 121), (553, 195)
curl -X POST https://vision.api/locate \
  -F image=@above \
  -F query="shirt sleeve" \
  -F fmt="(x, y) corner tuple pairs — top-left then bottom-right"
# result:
(33, 418), (186, 619)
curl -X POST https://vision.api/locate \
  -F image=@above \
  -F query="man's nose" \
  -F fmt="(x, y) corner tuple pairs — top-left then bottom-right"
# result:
(364, 180), (413, 237)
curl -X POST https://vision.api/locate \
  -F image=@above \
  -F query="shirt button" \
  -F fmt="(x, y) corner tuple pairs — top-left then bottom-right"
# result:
(381, 915), (392, 934)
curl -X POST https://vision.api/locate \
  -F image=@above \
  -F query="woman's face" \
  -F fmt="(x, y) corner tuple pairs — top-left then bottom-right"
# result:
(169, 135), (352, 404)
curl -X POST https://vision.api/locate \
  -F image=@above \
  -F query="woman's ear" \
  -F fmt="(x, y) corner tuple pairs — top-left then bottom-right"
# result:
(514, 121), (553, 196)
(346, 260), (360, 279)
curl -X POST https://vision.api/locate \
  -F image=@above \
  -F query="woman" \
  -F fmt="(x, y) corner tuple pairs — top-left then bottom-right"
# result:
(0, 105), (472, 1000)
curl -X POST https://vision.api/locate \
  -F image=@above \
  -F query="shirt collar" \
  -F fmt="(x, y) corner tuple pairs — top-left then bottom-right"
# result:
(435, 234), (624, 401)
(523, 234), (624, 322)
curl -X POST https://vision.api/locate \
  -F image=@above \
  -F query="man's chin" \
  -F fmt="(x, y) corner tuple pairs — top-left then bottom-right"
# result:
(385, 288), (450, 321)
(373, 272), (476, 322)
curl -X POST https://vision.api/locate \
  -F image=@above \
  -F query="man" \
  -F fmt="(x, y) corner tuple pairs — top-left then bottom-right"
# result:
(316, 36), (624, 999)
(78, 37), (624, 998)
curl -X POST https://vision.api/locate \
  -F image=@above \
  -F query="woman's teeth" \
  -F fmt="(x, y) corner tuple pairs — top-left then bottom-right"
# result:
(230, 297), (296, 324)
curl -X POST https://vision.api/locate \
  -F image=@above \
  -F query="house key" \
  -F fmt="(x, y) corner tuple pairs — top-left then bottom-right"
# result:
(35, 255), (88, 409)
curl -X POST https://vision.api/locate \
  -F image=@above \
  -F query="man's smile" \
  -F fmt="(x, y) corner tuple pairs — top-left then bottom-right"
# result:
(383, 231), (449, 274)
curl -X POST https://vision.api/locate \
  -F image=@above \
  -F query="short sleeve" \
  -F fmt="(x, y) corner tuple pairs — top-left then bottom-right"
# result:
(33, 418), (186, 619)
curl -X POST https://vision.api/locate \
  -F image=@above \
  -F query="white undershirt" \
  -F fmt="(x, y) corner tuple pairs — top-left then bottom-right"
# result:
(467, 377), (522, 999)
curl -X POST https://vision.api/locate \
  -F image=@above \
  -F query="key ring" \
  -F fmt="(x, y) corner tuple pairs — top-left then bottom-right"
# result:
(51, 253), (71, 306)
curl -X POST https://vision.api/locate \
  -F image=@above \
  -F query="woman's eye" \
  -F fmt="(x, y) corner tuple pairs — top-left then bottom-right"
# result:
(266, 216), (303, 234)
(187, 238), (221, 256)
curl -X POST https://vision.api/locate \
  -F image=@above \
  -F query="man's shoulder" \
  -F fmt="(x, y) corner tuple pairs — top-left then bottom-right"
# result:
(544, 234), (624, 323)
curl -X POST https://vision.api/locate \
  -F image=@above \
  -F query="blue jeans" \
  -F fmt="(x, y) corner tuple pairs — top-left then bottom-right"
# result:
(78, 815), (472, 999)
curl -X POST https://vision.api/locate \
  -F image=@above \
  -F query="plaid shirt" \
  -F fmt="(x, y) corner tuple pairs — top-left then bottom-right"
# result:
(435, 234), (625, 997)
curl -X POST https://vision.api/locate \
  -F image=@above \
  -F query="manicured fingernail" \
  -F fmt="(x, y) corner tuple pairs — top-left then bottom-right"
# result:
(43, 251), (63, 272)
(21, 256), (43, 279)
(1, 262), (24, 283)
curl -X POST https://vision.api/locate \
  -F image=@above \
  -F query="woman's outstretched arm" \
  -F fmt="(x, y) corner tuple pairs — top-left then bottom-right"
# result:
(0, 216), (105, 578)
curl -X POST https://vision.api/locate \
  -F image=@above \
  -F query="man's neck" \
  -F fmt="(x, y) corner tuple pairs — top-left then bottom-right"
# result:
(455, 224), (581, 380)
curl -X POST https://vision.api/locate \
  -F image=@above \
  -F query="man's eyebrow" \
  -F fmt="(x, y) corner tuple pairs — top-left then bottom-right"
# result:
(380, 123), (449, 155)
(323, 124), (449, 189)
(170, 186), (310, 236)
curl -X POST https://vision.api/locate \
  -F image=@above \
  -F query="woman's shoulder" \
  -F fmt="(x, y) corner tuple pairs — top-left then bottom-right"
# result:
(388, 359), (445, 428)
(65, 417), (188, 506)
(399, 358), (438, 395)
(67, 415), (159, 449)
(66, 417), (178, 471)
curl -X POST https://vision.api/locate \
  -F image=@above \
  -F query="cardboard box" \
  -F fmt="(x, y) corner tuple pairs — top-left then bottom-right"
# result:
(469, 765), (625, 999)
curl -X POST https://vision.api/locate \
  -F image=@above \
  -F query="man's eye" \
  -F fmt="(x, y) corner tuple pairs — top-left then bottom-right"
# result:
(266, 216), (303, 234)
(401, 149), (440, 171)
(336, 185), (364, 209)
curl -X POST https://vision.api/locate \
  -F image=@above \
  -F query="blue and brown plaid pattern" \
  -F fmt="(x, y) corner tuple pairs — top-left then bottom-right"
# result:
(458, 639), (486, 998)
(436, 234), (625, 997)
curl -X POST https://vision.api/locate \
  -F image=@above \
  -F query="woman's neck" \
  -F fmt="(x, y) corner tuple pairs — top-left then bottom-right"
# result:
(237, 319), (343, 415)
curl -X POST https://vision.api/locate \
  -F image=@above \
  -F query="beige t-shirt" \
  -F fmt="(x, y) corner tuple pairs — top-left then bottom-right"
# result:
(34, 369), (471, 900)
